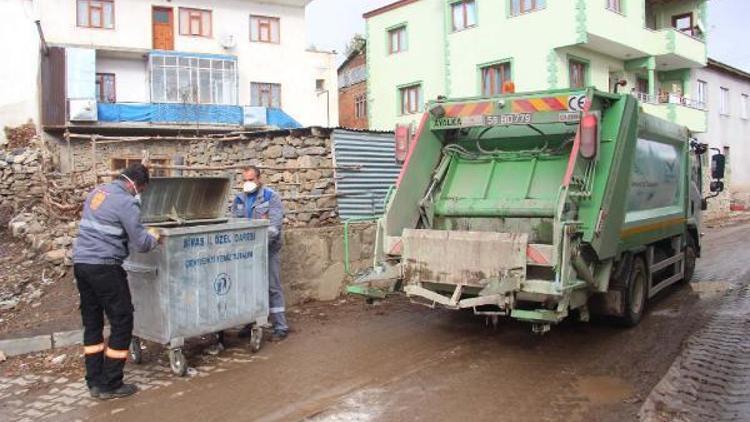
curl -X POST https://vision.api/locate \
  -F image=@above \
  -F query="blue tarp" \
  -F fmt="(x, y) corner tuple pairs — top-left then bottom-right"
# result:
(97, 103), (302, 128)
(267, 108), (302, 129)
(97, 103), (243, 125)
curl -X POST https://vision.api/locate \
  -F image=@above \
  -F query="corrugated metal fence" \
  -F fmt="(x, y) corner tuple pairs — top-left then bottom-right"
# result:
(332, 129), (401, 219)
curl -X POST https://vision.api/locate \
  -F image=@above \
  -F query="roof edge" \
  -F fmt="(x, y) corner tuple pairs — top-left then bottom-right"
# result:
(363, 0), (420, 19)
(707, 58), (750, 81)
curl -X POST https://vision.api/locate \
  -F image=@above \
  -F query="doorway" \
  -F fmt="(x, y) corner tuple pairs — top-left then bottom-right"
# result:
(153, 7), (174, 50)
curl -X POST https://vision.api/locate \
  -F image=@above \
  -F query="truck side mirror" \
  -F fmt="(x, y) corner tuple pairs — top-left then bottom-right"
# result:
(710, 180), (724, 193)
(711, 154), (726, 180)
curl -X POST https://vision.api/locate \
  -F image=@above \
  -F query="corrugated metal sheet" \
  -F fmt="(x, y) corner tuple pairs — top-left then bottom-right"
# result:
(332, 129), (400, 219)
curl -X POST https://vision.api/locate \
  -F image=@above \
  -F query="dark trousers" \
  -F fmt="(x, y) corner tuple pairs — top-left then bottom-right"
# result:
(74, 263), (134, 391)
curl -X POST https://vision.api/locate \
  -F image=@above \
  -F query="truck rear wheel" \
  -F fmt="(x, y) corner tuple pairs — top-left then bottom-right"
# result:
(616, 256), (648, 327)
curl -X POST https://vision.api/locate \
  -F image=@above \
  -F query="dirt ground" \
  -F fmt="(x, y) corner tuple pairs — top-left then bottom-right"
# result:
(24, 219), (739, 422)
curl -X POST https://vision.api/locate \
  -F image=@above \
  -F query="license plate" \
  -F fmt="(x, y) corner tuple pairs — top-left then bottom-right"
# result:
(485, 113), (532, 126)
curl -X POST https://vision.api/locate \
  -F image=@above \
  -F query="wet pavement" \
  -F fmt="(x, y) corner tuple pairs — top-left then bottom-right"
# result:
(0, 222), (748, 422)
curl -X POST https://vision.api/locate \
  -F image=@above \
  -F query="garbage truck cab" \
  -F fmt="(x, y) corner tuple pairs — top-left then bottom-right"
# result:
(348, 88), (725, 333)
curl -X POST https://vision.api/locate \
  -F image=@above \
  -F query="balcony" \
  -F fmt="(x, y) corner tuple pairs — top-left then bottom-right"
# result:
(653, 28), (706, 69)
(634, 92), (707, 133)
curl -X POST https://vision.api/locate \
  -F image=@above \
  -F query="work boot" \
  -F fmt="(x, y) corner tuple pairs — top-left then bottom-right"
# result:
(97, 384), (139, 400)
(269, 329), (288, 342)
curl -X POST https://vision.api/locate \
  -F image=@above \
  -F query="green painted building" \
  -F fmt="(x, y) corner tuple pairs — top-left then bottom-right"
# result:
(364, 0), (708, 132)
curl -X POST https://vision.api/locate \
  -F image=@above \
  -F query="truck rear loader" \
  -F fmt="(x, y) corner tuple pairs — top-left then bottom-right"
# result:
(348, 88), (725, 333)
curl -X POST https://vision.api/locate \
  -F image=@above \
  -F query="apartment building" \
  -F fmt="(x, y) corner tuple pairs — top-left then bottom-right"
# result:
(364, 0), (708, 132)
(1, 0), (338, 144)
(693, 59), (750, 199)
(338, 45), (368, 129)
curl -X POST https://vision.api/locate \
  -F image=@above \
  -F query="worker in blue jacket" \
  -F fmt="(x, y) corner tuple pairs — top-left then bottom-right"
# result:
(73, 163), (159, 400)
(232, 165), (288, 341)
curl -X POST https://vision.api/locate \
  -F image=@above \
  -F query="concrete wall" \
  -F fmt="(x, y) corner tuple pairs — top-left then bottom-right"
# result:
(366, 0), (447, 131)
(25, 0), (332, 127)
(282, 223), (375, 305)
(95, 56), (149, 103)
(0, 0), (41, 144)
(694, 66), (750, 193)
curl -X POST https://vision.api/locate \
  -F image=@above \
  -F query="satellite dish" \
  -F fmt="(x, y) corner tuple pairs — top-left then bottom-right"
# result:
(220, 34), (237, 49)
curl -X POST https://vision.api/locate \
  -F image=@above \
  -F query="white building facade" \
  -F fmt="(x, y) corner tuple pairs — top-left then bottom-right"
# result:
(0, 0), (337, 142)
(693, 59), (750, 198)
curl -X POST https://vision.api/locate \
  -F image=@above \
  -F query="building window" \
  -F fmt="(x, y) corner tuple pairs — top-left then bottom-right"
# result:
(481, 62), (511, 96)
(451, 0), (477, 32)
(606, 0), (622, 13)
(316, 79), (325, 91)
(77, 0), (114, 29)
(720, 87), (730, 115)
(672, 13), (694, 36)
(251, 83), (282, 108)
(179, 8), (212, 37)
(400, 84), (423, 115)
(742, 94), (749, 120)
(510, 0), (546, 17)
(112, 158), (170, 177)
(355, 94), (367, 119)
(569, 60), (588, 89)
(96, 73), (116, 103)
(150, 55), (238, 105)
(696, 80), (707, 109)
(250, 16), (280, 43)
(388, 26), (407, 54)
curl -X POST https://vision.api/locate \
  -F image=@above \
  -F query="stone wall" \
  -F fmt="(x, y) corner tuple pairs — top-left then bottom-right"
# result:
(58, 127), (339, 227)
(0, 144), (45, 217)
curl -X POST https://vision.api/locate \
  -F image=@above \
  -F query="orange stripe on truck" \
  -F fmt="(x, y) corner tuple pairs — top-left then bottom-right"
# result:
(620, 217), (686, 238)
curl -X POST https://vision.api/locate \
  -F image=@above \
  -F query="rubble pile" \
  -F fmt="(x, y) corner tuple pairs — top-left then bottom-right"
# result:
(3, 121), (37, 149)
(0, 227), (68, 314)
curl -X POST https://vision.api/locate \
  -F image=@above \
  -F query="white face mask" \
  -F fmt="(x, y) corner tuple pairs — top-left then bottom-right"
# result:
(243, 181), (258, 193)
(121, 174), (142, 204)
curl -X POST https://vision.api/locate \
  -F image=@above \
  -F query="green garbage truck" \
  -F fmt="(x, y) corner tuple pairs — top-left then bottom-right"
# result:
(348, 88), (726, 333)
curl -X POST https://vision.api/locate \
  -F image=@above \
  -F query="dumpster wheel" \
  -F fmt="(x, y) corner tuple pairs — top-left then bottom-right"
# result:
(169, 349), (188, 376)
(129, 337), (143, 364)
(250, 326), (263, 353)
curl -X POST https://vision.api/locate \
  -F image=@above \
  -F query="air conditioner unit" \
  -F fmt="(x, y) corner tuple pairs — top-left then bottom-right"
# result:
(69, 99), (98, 122)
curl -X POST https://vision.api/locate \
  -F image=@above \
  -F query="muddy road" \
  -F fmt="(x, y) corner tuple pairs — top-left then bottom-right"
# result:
(58, 223), (749, 422)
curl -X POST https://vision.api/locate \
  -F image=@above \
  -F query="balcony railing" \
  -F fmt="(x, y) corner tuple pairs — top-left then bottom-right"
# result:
(631, 92), (706, 111)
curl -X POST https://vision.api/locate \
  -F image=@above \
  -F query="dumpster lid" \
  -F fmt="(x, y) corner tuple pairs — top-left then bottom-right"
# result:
(140, 177), (231, 223)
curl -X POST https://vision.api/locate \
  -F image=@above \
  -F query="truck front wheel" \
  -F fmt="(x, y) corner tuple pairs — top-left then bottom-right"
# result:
(617, 257), (648, 327)
(683, 235), (697, 283)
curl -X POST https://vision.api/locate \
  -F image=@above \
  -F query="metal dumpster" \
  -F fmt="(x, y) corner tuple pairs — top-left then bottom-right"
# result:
(124, 177), (269, 375)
